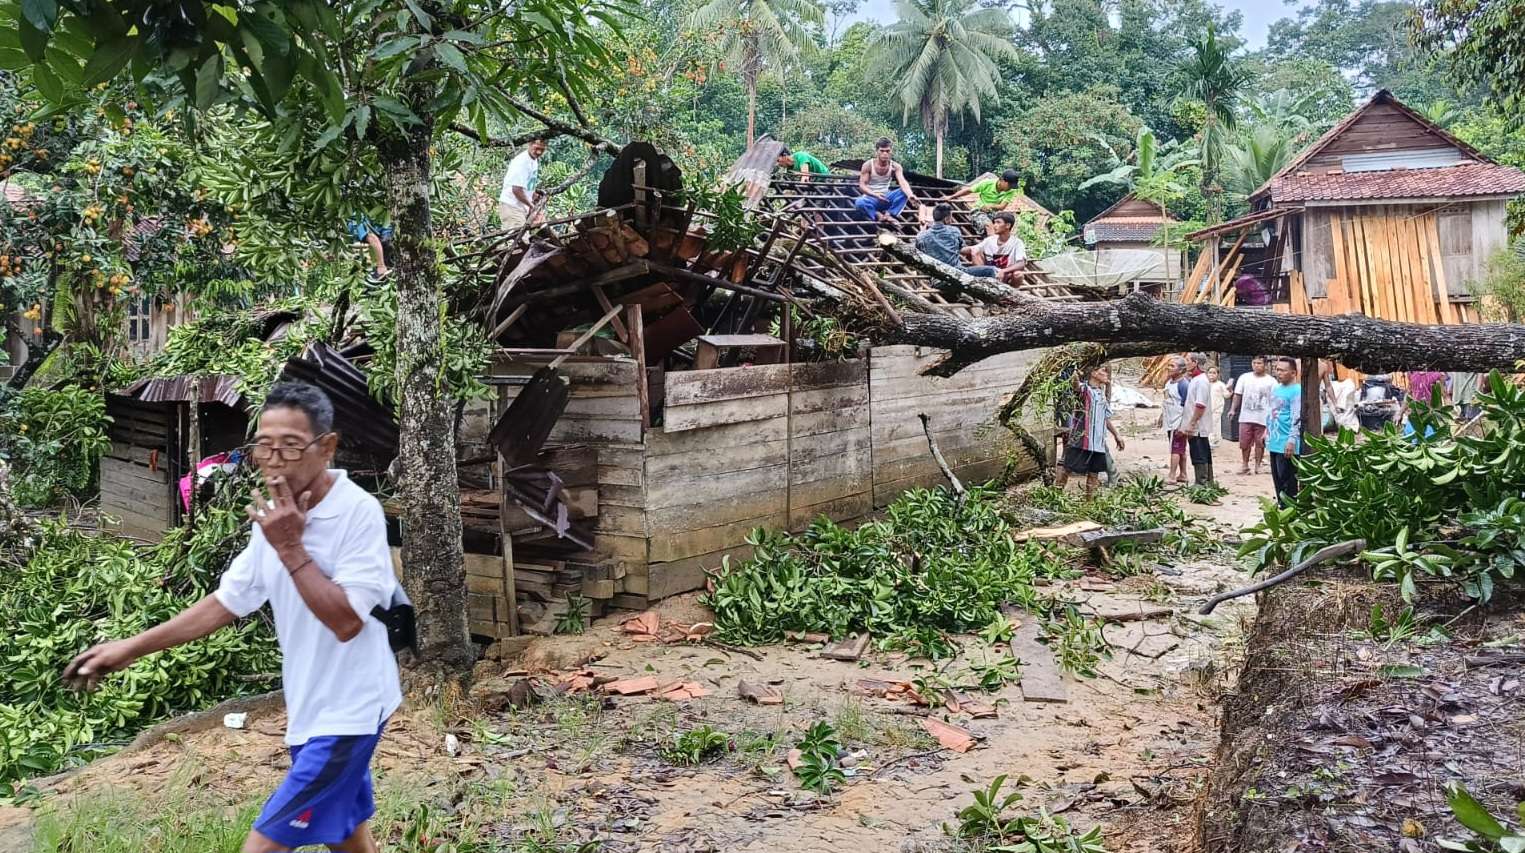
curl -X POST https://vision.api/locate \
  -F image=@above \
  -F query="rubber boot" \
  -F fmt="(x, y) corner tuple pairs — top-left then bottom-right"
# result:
(1203, 459), (1216, 486)
(1193, 463), (1211, 486)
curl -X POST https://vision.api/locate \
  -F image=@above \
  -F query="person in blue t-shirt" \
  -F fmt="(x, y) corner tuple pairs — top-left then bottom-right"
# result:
(1265, 356), (1303, 506)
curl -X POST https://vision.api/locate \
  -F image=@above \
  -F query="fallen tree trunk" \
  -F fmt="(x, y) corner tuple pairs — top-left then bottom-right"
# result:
(892, 289), (1525, 376)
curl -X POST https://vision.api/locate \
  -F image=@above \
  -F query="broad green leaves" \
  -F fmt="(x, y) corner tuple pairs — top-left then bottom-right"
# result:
(1242, 370), (1525, 604)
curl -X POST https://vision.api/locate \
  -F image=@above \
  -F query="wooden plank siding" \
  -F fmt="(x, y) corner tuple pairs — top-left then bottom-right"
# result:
(638, 347), (1040, 601)
(100, 396), (177, 541)
(1291, 203), (1505, 325)
(487, 347), (1042, 608)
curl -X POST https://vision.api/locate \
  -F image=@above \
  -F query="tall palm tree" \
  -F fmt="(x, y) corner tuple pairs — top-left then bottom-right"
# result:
(688, 0), (825, 146)
(870, 0), (1018, 178)
(1179, 22), (1251, 223)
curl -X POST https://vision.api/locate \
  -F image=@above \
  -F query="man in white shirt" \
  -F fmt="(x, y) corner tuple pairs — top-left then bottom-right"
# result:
(499, 137), (548, 229)
(1176, 352), (1217, 486)
(1228, 356), (1277, 476)
(971, 211), (1028, 284)
(65, 382), (401, 853)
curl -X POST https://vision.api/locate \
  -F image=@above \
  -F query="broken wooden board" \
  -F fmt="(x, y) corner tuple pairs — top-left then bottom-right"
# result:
(1004, 607), (1068, 704)
(1078, 527), (1166, 550)
(1012, 520), (1102, 546)
(819, 633), (871, 661)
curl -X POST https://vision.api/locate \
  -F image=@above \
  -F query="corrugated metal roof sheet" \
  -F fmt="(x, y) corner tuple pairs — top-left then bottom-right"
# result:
(120, 374), (244, 407)
(726, 135), (789, 210)
(279, 341), (400, 453)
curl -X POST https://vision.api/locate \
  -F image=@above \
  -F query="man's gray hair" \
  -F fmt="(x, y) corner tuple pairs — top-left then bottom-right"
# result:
(1188, 352), (1209, 368)
(263, 381), (335, 435)
(1169, 355), (1187, 368)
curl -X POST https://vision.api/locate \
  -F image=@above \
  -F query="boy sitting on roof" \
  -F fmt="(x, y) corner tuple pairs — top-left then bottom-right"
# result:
(853, 137), (920, 226)
(916, 204), (998, 278)
(948, 169), (1023, 234)
(971, 211), (1028, 284)
(776, 147), (831, 181)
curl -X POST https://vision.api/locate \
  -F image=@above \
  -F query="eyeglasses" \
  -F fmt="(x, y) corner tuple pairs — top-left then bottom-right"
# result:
(243, 435), (329, 462)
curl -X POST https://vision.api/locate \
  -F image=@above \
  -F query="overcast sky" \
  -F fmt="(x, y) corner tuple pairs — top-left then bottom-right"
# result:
(847, 0), (1310, 50)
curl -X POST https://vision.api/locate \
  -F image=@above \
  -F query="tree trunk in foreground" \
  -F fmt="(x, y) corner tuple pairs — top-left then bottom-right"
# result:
(378, 93), (475, 684)
(891, 289), (1525, 377)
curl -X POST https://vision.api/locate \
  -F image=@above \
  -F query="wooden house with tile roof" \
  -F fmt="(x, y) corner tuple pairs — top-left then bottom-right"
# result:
(1179, 90), (1525, 323)
(1081, 193), (1185, 290)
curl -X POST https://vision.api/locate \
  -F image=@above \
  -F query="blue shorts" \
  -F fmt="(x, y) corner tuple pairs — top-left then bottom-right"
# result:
(252, 726), (384, 848)
(346, 217), (394, 242)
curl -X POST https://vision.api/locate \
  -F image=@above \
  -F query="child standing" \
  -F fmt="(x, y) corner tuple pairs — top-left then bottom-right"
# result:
(1056, 364), (1126, 498)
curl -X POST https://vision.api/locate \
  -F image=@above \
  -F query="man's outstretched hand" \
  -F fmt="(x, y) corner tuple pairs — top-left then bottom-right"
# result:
(63, 639), (138, 691)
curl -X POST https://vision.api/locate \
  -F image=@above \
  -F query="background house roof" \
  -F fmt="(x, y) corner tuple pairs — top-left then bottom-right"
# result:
(1270, 162), (1525, 202)
(1254, 90), (1525, 204)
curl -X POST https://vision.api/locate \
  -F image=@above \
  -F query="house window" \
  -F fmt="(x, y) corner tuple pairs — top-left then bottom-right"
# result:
(127, 296), (151, 342)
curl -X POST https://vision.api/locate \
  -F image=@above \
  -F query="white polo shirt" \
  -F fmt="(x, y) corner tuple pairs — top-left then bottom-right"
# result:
(499, 149), (540, 210)
(214, 470), (402, 746)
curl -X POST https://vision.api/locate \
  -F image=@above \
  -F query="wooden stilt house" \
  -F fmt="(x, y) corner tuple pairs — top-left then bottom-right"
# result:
(1180, 90), (1525, 320)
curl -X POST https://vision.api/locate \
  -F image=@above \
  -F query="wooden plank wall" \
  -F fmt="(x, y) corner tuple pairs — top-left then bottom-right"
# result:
(868, 347), (1040, 507)
(101, 396), (177, 540)
(641, 347), (1038, 600)
(1300, 204), (1466, 325)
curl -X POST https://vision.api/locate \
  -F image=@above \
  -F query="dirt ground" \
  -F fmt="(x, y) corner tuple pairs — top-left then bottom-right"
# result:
(7, 383), (1287, 852)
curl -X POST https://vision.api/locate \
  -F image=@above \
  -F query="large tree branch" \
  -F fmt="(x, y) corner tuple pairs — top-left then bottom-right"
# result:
(877, 234), (1022, 305)
(892, 290), (1525, 375)
(452, 87), (620, 155)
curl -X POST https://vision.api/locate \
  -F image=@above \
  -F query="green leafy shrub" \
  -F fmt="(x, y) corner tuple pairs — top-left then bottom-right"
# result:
(792, 722), (846, 795)
(0, 386), (111, 507)
(659, 725), (730, 767)
(947, 774), (1110, 851)
(0, 470), (278, 784)
(1241, 371), (1525, 603)
(704, 486), (1075, 645)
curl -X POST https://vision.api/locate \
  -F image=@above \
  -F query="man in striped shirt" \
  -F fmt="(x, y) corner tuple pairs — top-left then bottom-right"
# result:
(1056, 364), (1125, 497)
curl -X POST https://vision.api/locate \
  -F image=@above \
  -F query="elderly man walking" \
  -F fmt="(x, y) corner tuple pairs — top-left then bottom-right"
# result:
(65, 382), (401, 853)
(1176, 353), (1217, 486)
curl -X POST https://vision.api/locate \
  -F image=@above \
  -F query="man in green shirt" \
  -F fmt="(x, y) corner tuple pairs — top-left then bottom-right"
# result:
(949, 168), (1023, 233)
(777, 147), (831, 181)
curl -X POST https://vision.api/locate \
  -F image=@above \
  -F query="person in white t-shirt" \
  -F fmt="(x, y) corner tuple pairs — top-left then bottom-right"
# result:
(1228, 356), (1278, 476)
(1177, 352), (1217, 487)
(499, 137), (548, 229)
(971, 211), (1027, 284)
(65, 382), (401, 853)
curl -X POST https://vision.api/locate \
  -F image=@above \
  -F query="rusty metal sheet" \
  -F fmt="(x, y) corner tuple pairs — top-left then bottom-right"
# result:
(278, 341), (399, 453)
(122, 374), (243, 408)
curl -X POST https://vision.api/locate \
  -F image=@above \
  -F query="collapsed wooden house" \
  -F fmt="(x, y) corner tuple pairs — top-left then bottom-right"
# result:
(450, 140), (1076, 642)
(103, 312), (400, 540)
(1179, 90), (1525, 321)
